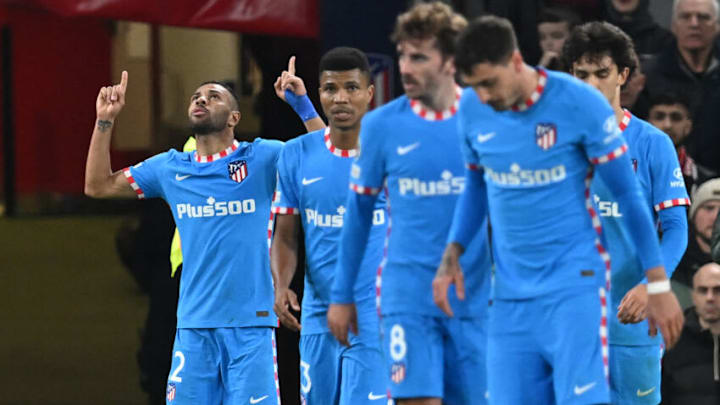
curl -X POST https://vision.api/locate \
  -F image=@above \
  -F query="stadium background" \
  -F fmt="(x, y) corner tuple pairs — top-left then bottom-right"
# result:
(0, 1), (674, 403)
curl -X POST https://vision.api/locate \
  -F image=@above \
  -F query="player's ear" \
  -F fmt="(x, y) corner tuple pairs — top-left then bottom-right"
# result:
(367, 83), (375, 103)
(618, 66), (630, 87)
(511, 50), (523, 71)
(228, 111), (241, 128)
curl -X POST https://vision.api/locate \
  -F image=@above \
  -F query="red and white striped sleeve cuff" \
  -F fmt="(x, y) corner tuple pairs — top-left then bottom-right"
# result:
(123, 167), (145, 199)
(590, 144), (628, 165)
(349, 183), (382, 195)
(271, 207), (299, 215)
(654, 198), (691, 212)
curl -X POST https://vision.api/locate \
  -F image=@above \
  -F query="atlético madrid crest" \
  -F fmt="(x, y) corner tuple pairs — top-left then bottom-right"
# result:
(228, 160), (248, 183)
(535, 123), (557, 150)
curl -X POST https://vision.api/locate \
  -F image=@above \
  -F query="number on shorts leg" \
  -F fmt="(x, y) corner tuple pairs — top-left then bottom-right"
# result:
(300, 360), (312, 394)
(169, 351), (185, 382)
(389, 324), (407, 362)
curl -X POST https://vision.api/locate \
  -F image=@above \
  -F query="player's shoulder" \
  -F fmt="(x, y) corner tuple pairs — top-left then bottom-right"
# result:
(282, 129), (324, 156)
(252, 137), (285, 151)
(545, 69), (605, 104)
(631, 115), (676, 152)
(363, 95), (410, 126)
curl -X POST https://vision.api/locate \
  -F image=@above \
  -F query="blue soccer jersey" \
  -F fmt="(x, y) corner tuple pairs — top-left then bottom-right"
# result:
(125, 138), (282, 329)
(272, 128), (387, 335)
(593, 110), (690, 346)
(335, 88), (492, 318)
(457, 69), (629, 300)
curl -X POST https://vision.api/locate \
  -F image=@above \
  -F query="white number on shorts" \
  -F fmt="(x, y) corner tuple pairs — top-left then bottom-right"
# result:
(389, 324), (407, 362)
(300, 360), (312, 394)
(169, 351), (185, 382)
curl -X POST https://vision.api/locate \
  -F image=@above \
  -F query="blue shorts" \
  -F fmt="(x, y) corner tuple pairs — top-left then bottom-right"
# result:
(487, 287), (609, 405)
(381, 314), (487, 405)
(165, 327), (279, 405)
(299, 331), (387, 405)
(609, 344), (662, 404)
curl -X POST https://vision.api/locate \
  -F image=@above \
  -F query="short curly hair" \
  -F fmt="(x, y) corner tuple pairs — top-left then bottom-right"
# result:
(391, 1), (467, 58)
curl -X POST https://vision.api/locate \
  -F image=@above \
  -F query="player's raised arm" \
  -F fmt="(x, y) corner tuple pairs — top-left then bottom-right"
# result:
(84, 71), (137, 199)
(273, 56), (325, 133)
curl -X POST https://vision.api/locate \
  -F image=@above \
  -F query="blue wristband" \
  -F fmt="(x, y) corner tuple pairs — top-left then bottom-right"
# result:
(285, 89), (318, 122)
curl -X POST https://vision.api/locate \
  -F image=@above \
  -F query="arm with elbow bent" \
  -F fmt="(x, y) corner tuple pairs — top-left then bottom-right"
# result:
(594, 153), (684, 348)
(84, 70), (137, 199)
(434, 167), (488, 317)
(273, 56), (325, 133)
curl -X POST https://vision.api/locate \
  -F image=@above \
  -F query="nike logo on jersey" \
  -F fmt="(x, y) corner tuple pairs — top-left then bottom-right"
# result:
(302, 177), (323, 186)
(249, 395), (269, 404)
(396, 142), (420, 155)
(574, 382), (596, 396)
(636, 387), (656, 397)
(368, 392), (385, 400)
(175, 174), (192, 181)
(477, 132), (496, 143)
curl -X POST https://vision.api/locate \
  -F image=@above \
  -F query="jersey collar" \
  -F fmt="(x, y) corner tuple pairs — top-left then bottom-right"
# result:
(409, 85), (462, 121)
(511, 67), (548, 112)
(324, 127), (358, 158)
(195, 140), (240, 163)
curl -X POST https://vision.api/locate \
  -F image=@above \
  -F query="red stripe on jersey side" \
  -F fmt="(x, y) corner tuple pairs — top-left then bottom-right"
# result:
(271, 207), (299, 215)
(123, 167), (146, 199)
(599, 287), (609, 380)
(349, 182), (381, 195)
(618, 109), (631, 132)
(590, 144), (628, 165)
(654, 198), (691, 211)
(271, 332), (281, 405)
(585, 168), (611, 292)
(376, 186), (391, 318)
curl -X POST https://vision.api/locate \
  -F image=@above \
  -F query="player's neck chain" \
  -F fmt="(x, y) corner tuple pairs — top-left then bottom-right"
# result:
(409, 85), (462, 121)
(324, 127), (358, 158)
(619, 109), (632, 132)
(511, 67), (548, 112)
(195, 140), (240, 163)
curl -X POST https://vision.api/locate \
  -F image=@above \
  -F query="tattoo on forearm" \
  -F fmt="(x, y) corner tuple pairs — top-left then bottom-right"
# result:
(97, 120), (113, 132)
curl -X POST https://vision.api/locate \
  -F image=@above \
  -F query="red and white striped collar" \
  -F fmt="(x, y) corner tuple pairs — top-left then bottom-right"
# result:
(324, 127), (358, 158)
(618, 109), (632, 132)
(409, 86), (462, 121)
(511, 68), (548, 112)
(195, 140), (240, 163)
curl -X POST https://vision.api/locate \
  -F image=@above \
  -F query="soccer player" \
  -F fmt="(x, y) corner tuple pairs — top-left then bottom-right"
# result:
(437, 16), (685, 404)
(327, 3), (492, 405)
(270, 47), (388, 405)
(562, 21), (690, 405)
(84, 72), (282, 404)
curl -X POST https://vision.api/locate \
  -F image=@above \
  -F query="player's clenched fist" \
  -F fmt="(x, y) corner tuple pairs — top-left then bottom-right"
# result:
(96, 70), (128, 121)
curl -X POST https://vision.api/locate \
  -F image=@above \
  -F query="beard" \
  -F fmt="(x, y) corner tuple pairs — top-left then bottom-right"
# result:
(190, 113), (227, 135)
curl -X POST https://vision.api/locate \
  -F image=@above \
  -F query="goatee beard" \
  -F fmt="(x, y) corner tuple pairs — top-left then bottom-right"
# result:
(190, 121), (224, 135)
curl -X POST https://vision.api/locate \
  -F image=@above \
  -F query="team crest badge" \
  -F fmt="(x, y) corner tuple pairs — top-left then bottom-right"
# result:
(166, 383), (176, 402)
(535, 123), (557, 150)
(228, 160), (248, 183)
(391, 362), (406, 384)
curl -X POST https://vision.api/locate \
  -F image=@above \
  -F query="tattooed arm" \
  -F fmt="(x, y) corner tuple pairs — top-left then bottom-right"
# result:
(84, 71), (137, 198)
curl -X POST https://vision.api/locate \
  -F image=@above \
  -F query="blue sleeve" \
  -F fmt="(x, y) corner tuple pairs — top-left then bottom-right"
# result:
(447, 110), (487, 248)
(594, 153), (664, 273)
(126, 151), (169, 200)
(648, 130), (690, 212)
(350, 113), (386, 191)
(330, 191), (378, 304)
(448, 167), (488, 248)
(577, 86), (627, 162)
(657, 206), (688, 278)
(272, 143), (300, 215)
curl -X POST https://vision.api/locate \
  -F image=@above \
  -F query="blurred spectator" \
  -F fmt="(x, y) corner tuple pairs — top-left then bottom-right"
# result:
(484, 0), (544, 63)
(537, 7), (581, 70)
(603, 0), (674, 57)
(547, 0), (604, 21)
(646, 91), (716, 194)
(661, 262), (720, 405)
(643, 0), (720, 177)
(620, 53), (648, 115)
(712, 213), (720, 263)
(674, 178), (720, 294)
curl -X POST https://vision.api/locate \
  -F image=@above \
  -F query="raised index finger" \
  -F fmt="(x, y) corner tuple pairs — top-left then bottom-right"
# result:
(120, 70), (128, 92)
(288, 56), (296, 76)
